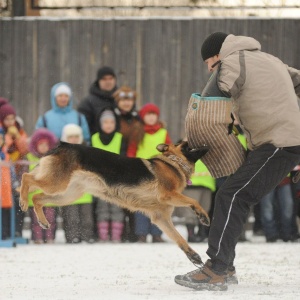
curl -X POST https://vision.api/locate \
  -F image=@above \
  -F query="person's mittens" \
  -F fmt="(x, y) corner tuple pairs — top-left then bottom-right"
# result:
(7, 126), (20, 139)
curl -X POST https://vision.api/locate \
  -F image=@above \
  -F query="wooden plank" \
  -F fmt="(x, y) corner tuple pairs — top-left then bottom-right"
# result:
(0, 20), (13, 100)
(114, 19), (136, 88)
(162, 19), (182, 141)
(21, 20), (36, 134)
(36, 20), (59, 119)
(178, 19), (195, 139)
(76, 20), (93, 104)
(283, 19), (299, 67)
(11, 20), (26, 110)
(85, 19), (105, 99)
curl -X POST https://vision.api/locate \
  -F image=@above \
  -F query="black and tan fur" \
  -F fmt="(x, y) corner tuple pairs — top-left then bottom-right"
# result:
(20, 141), (209, 265)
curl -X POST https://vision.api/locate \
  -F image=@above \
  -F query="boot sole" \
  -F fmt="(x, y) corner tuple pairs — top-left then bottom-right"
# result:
(175, 277), (228, 291)
(226, 275), (238, 285)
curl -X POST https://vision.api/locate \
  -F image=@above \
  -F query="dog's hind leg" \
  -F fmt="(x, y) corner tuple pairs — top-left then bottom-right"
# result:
(162, 192), (210, 226)
(32, 193), (52, 229)
(150, 209), (203, 266)
(32, 187), (85, 229)
(20, 173), (37, 212)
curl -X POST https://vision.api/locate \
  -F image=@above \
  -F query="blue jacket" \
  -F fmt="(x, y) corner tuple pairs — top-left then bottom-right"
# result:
(35, 82), (90, 142)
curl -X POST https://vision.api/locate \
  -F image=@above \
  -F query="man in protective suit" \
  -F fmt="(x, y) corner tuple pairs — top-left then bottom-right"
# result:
(175, 32), (300, 291)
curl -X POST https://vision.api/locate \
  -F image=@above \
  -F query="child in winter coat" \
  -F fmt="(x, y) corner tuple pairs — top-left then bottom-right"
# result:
(113, 86), (143, 243)
(91, 109), (126, 242)
(260, 176), (297, 242)
(127, 103), (172, 243)
(0, 102), (29, 237)
(60, 124), (95, 244)
(0, 128), (18, 240)
(113, 86), (143, 149)
(35, 82), (90, 143)
(27, 128), (58, 244)
(0, 103), (28, 162)
(174, 159), (215, 243)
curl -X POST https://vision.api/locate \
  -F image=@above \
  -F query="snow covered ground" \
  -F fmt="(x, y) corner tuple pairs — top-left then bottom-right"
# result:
(1, 228), (300, 300)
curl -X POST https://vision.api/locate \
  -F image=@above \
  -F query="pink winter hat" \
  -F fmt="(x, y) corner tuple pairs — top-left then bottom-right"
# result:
(29, 128), (58, 157)
(0, 97), (9, 108)
(0, 103), (16, 123)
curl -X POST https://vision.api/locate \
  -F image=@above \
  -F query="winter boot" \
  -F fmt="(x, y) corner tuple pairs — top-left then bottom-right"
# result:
(175, 259), (238, 290)
(174, 260), (228, 291)
(238, 228), (248, 242)
(137, 235), (147, 243)
(152, 235), (165, 243)
(196, 224), (208, 242)
(226, 265), (239, 285)
(187, 224), (202, 243)
(97, 221), (109, 242)
(111, 222), (124, 243)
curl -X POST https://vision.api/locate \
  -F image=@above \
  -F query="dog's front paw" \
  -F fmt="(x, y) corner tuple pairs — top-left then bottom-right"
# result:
(38, 220), (51, 230)
(19, 199), (28, 212)
(188, 251), (203, 266)
(199, 213), (210, 227)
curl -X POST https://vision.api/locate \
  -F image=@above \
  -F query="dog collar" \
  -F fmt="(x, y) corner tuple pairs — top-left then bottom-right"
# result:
(167, 155), (193, 178)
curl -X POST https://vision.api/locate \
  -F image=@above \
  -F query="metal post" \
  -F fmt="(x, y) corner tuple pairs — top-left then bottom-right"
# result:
(10, 194), (28, 245)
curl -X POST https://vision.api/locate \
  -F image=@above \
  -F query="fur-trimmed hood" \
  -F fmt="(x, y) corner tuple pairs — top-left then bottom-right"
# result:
(29, 128), (58, 157)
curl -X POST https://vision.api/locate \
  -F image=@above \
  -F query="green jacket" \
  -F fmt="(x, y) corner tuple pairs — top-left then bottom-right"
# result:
(91, 132), (122, 154)
(136, 128), (167, 159)
(189, 160), (216, 192)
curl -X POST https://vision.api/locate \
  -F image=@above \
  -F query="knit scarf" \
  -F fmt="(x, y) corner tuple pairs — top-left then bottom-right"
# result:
(144, 123), (162, 134)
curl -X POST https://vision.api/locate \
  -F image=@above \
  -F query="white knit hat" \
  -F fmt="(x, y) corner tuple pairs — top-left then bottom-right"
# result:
(61, 124), (83, 144)
(55, 84), (72, 97)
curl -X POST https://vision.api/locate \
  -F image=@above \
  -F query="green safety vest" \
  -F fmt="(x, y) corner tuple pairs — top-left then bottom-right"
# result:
(190, 160), (216, 192)
(91, 132), (122, 154)
(237, 134), (247, 150)
(26, 153), (92, 207)
(136, 128), (167, 159)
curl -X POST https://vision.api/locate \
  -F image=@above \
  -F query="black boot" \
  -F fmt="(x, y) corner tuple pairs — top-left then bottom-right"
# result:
(187, 224), (202, 243)
(196, 224), (208, 242)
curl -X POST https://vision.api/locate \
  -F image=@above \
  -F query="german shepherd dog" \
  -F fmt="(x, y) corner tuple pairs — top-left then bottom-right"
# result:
(20, 141), (209, 265)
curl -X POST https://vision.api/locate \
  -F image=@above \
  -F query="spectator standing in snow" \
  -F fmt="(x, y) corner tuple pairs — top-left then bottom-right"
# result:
(175, 159), (215, 243)
(0, 128), (18, 240)
(35, 82), (90, 143)
(260, 176), (298, 242)
(127, 103), (172, 243)
(60, 124), (95, 244)
(78, 66), (118, 135)
(113, 86), (143, 242)
(91, 108), (126, 242)
(0, 101), (28, 238)
(26, 128), (58, 244)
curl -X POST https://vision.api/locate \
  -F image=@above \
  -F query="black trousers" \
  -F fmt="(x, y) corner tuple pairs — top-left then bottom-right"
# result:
(207, 144), (300, 267)
(61, 204), (94, 242)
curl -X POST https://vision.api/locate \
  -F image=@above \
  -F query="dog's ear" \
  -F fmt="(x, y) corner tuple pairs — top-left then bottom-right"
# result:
(180, 141), (189, 151)
(156, 144), (169, 153)
(181, 145), (209, 162)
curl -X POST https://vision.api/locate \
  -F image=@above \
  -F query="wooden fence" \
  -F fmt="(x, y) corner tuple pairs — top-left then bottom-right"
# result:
(0, 17), (299, 140)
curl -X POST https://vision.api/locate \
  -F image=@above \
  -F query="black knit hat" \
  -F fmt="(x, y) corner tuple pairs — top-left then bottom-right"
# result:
(97, 66), (116, 81)
(201, 32), (228, 61)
